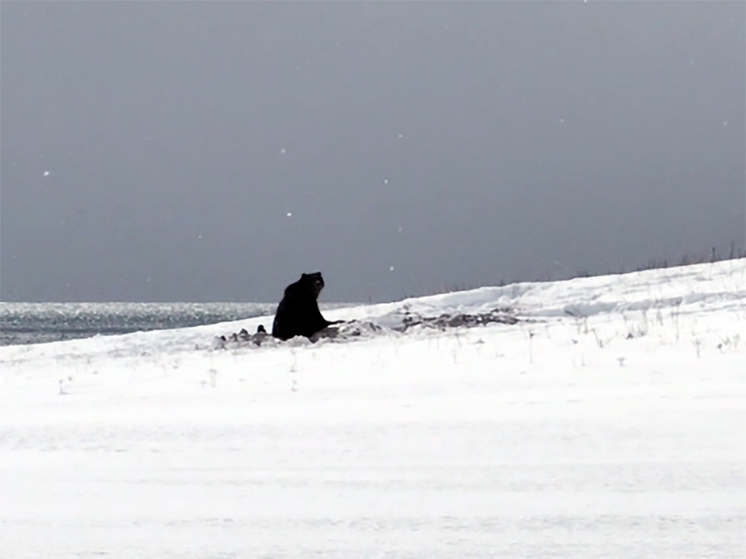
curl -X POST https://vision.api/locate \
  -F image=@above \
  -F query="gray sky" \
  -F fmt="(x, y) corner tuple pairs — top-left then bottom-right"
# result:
(1, 1), (744, 303)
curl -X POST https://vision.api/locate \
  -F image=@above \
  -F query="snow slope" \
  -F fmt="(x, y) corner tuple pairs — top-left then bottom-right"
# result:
(1, 260), (745, 558)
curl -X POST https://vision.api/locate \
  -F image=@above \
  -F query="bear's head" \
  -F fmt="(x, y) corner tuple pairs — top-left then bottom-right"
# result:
(301, 272), (325, 298)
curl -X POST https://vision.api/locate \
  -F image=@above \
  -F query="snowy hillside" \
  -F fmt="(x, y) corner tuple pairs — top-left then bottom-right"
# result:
(1, 260), (745, 558)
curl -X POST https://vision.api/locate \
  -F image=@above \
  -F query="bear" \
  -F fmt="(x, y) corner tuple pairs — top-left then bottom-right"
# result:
(272, 272), (340, 341)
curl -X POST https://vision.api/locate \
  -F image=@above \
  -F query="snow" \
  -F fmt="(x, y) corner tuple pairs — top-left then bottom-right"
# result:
(1, 260), (745, 558)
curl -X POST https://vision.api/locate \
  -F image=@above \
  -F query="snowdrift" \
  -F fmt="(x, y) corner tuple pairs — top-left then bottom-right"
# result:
(0, 260), (744, 558)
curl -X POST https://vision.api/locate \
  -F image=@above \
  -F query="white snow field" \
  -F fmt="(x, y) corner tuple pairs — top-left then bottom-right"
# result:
(1, 261), (745, 558)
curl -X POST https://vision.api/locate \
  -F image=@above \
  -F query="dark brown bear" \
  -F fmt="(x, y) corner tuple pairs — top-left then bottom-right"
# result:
(272, 272), (339, 341)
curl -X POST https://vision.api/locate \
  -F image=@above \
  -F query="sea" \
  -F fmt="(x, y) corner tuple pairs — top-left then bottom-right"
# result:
(0, 302), (279, 346)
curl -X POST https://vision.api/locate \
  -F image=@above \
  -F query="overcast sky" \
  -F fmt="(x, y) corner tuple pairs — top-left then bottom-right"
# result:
(1, 1), (744, 303)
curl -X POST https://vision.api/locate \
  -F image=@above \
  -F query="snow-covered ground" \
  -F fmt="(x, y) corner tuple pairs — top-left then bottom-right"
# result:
(1, 260), (745, 558)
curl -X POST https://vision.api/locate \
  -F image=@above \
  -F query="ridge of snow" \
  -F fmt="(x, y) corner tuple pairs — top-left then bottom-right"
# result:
(1, 259), (744, 366)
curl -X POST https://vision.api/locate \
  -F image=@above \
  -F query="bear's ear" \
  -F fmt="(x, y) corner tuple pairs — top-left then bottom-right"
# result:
(301, 273), (308, 278)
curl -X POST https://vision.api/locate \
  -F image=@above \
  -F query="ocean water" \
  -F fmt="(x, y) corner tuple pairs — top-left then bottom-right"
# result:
(0, 302), (278, 346)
